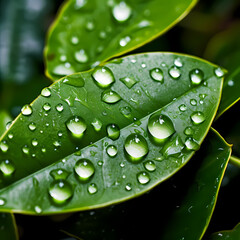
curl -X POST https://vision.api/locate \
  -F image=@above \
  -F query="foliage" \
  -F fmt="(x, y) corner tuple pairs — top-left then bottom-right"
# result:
(0, 0), (240, 239)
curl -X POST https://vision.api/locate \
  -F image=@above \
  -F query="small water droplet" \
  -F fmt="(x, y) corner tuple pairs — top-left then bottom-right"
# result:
(119, 36), (131, 47)
(50, 169), (70, 180)
(102, 90), (121, 104)
(88, 183), (98, 194)
(0, 198), (6, 206)
(106, 124), (120, 140)
(41, 147), (46, 153)
(149, 68), (164, 83)
(189, 69), (204, 85)
(60, 55), (67, 62)
(53, 140), (61, 148)
(8, 133), (13, 139)
(124, 134), (148, 162)
(228, 79), (234, 86)
(106, 145), (118, 157)
(169, 66), (181, 79)
(0, 141), (9, 152)
(22, 145), (30, 155)
(174, 58), (183, 67)
(66, 116), (87, 138)
(34, 205), (42, 214)
(179, 104), (187, 112)
(144, 161), (156, 172)
(112, 1), (132, 23)
(120, 76), (137, 88)
(148, 114), (175, 142)
(92, 66), (115, 88)
(137, 172), (150, 185)
(71, 36), (79, 45)
(41, 88), (51, 97)
(85, 20), (95, 31)
(49, 180), (73, 204)
(74, 49), (88, 63)
(185, 137), (199, 150)
(31, 138), (38, 147)
(56, 103), (64, 112)
(125, 183), (132, 191)
(91, 118), (102, 132)
(28, 122), (36, 131)
(120, 106), (132, 118)
(214, 67), (225, 78)
(21, 105), (33, 116)
(190, 99), (197, 106)
(43, 103), (51, 111)
(190, 112), (205, 125)
(0, 160), (15, 176)
(75, 159), (95, 181)
(184, 127), (194, 136)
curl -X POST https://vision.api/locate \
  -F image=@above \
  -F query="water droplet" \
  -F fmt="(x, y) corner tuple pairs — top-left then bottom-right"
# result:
(8, 133), (13, 139)
(31, 138), (38, 147)
(189, 69), (204, 85)
(34, 205), (42, 214)
(125, 183), (132, 191)
(214, 67), (225, 78)
(88, 183), (98, 194)
(56, 103), (64, 112)
(28, 122), (36, 131)
(0, 141), (9, 152)
(119, 36), (131, 47)
(137, 172), (150, 185)
(228, 79), (234, 86)
(120, 106), (132, 118)
(106, 124), (120, 140)
(50, 169), (70, 180)
(75, 159), (95, 181)
(148, 114), (175, 142)
(66, 116), (87, 138)
(190, 99), (197, 106)
(52, 64), (75, 76)
(169, 66), (181, 79)
(0, 160), (15, 176)
(149, 68), (164, 83)
(0, 198), (6, 206)
(74, 49), (88, 63)
(144, 161), (156, 172)
(185, 137), (199, 150)
(112, 1), (132, 23)
(184, 127), (194, 136)
(22, 145), (30, 154)
(92, 66), (115, 88)
(190, 112), (205, 125)
(91, 118), (102, 132)
(179, 104), (187, 112)
(106, 145), (118, 157)
(174, 58), (183, 67)
(49, 180), (73, 204)
(41, 88), (51, 97)
(41, 147), (46, 153)
(161, 135), (184, 157)
(102, 90), (121, 104)
(21, 105), (33, 116)
(120, 76), (138, 88)
(53, 140), (61, 148)
(43, 103), (51, 111)
(124, 134), (148, 162)
(71, 36), (79, 45)
(63, 75), (85, 87)
(85, 20), (95, 31)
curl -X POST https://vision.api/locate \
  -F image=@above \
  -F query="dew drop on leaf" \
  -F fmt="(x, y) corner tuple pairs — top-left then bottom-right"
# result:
(144, 160), (156, 172)
(43, 103), (51, 112)
(50, 169), (70, 180)
(31, 138), (38, 147)
(102, 90), (121, 104)
(120, 76), (138, 88)
(149, 68), (164, 83)
(74, 159), (95, 181)
(0, 159), (15, 176)
(214, 67), (225, 78)
(88, 183), (98, 194)
(106, 124), (120, 140)
(190, 112), (205, 125)
(66, 116), (87, 138)
(168, 66), (181, 79)
(0, 141), (9, 153)
(74, 49), (89, 63)
(106, 145), (118, 157)
(92, 66), (115, 88)
(0, 198), (6, 206)
(41, 88), (51, 97)
(28, 122), (36, 131)
(91, 118), (102, 132)
(179, 104), (187, 112)
(112, 1), (132, 23)
(189, 69), (204, 85)
(56, 103), (64, 112)
(137, 172), (150, 185)
(185, 137), (200, 150)
(174, 58), (183, 67)
(184, 126), (194, 136)
(21, 104), (33, 116)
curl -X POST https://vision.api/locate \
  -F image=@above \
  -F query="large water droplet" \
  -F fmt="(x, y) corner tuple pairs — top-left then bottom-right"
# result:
(48, 180), (73, 204)
(106, 124), (120, 140)
(75, 159), (95, 181)
(169, 66), (181, 79)
(50, 169), (70, 180)
(148, 114), (175, 142)
(88, 183), (98, 194)
(21, 105), (33, 116)
(74, 49), (89, 63)
(149, 68), (164, 83)
(0, 141), (9, 153)
(66, 116), (87, 138)
(144, 161), (156, 172)
(41, 88), (51, 97)
(185, 137), (200, 150)
(0, 160), (15, 176)
(92, 66), (115, 88)
(137, 172), (150, 185)
(190, 112), (205, 125)
(106, 145), (118, 157)
(120, 76), (138, 88)
(190, 69), (204, 85)
(112, 1), (132, 23)
(124, 134), (148, 162)
(91, 118), (102, 132)
(101, 90), (121, 104)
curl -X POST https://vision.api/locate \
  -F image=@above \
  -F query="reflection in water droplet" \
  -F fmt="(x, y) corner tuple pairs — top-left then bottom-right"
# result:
(43, 103), (51, 112)
(179, 104), (187, 112)
(169, 66), (181, 79)
(124, 134), (148, 162)
(107, 124), (120, 140)
(189, 69), (204, 85)
(75, 159), (95, 181)
(120, 106), (132, 118)
(102, 90), (121, 104)
(56, 103), (64, 112)
(0, 198), (6, 206)
(112, 1), (132, 23)
(66, 116), (87, 138)
(149, 68), (164, 83)
(185, 137), (199, 150)
(120, 76), (137, 89)
(75, 49), (89, 63)
(148, 114), (175, 142)
(0, 160), (15, 176)
(106, 145), (118, 157)
(22, 145), (30, 155)
(88, 183), (98, 194)
(0, 141), (9, 153)
(21, 105), (33, 116)
(92, 66), (115, 88)
(29, 122), (36, 131)
(91, 118), (102, 132)
(214, 67), (225, 78)
(144, 161), (156, 172)
(190, 112), (205, 125)
(49, 180), (73, 204)
(184, 127), (194, 136)
(174, 58), (183, 67)
(137, 172), (150, 185)
(41, 88), (51, 97)
(32, 138), (38, 147)
(190, 99), (197, 106)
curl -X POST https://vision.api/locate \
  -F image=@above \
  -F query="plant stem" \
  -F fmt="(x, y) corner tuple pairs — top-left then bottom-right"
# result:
(230, 155), (240, 168)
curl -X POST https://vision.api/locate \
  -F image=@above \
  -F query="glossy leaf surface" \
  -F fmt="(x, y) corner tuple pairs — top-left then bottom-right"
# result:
(210, 223), (240, 240)
(0, 53), (223, 214)
(44, 0), (198, 80)
(161, 129), (231, 240)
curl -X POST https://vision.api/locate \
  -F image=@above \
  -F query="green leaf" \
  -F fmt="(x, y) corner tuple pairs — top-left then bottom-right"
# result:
(160, 128), (231, 240)
(0, 111), (12, 136)
(0, 53), (223, 214)
(210, 223), (240, 240)
(0, 213), (18, 240)
(44, 0), (198, 80)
